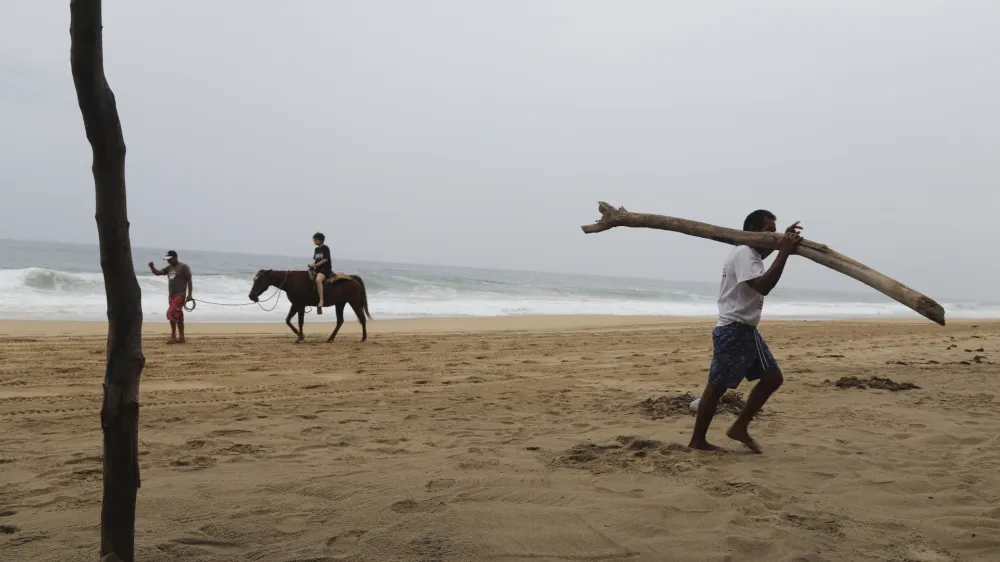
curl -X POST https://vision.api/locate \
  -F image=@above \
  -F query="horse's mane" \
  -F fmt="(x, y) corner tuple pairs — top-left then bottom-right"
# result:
(254, 269), (305, 285)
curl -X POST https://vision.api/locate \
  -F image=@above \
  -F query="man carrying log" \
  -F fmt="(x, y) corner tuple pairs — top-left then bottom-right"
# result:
(689, 210), (801, 453)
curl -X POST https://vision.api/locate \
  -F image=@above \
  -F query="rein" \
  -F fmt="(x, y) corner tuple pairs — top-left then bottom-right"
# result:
(187, 270), (290, 312)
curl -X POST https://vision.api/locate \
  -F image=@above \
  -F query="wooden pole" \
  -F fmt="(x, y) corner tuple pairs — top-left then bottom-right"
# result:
(70, 1), (146, 560)
(581, 202), (945, 326)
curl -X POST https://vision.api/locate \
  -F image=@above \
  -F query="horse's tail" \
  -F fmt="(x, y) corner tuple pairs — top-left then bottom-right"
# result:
(351, 275), (374, 321)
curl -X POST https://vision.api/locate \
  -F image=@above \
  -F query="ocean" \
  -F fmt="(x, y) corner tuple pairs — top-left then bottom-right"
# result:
(0, 239), (994, 323)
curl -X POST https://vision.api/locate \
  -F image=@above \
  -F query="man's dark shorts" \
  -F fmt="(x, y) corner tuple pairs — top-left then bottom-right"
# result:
(708, 322), (780, 389)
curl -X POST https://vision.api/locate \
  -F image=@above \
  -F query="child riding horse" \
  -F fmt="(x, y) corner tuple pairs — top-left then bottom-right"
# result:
(249, 269), (372, 343)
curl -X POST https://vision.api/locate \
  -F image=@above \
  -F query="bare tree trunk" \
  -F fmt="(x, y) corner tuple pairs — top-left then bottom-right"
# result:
(70, 1), (145, 560)
(582, 202), (945, 326)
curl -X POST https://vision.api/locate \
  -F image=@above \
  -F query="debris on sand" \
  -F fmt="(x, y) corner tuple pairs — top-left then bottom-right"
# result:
(551, 436), (695, 475)
(833, 376), (920, 391)
(717, 392), (752, 415)
(634, 393), (697, 419)
(634, 391), (755, 419)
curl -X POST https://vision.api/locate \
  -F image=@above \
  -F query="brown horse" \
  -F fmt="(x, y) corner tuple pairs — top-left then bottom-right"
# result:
(248, 270), (372, 343)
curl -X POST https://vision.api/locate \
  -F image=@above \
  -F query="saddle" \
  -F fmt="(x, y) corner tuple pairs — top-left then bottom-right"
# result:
(308, 270), (354, 285)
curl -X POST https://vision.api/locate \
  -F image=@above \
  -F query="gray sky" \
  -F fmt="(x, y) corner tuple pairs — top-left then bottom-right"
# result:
(2, 1), (998, 300)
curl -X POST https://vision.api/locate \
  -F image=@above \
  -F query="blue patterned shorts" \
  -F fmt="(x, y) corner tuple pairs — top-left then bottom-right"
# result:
(708, 322), (780, 389)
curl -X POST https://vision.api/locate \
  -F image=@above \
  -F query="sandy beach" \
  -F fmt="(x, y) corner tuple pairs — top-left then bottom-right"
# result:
(1, 316), (999, 561)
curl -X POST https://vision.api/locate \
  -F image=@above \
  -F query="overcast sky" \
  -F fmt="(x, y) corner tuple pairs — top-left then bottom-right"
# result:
(2, 1), (997, 300)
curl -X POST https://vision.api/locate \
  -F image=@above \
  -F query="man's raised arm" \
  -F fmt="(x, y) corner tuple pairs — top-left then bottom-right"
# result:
(745, 232), (801, 296)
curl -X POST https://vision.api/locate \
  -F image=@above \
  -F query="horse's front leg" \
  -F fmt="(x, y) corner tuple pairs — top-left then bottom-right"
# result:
(285, 304), (301, 341)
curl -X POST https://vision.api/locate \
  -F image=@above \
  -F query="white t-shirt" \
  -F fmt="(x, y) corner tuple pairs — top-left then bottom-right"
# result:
(717, 246), (766, 327)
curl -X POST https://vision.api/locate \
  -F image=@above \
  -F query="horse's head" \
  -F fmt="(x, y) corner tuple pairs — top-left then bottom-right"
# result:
(248, 269), (273, 303)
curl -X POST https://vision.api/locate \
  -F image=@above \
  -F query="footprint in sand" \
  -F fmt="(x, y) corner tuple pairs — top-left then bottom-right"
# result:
(426, 478), (455, 491)
(274, 513), (309, 534)
(208, 429), (252, 437)
(171, 455), (217, 471)
(391, 499), (420, 513)
(63, 455), (102, 466)
(327, 529), (367, 555)
(780, 511), (844, 536)
(391, 498), (448, 514)
(905, 546), (957, 562)
(167, 536), (240, 552)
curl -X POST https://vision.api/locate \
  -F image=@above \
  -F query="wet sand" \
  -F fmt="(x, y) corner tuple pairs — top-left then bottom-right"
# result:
(1, 317), (998, 561)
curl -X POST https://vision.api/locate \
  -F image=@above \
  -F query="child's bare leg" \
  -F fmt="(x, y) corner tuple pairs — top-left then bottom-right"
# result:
(315, 274), (326, 314)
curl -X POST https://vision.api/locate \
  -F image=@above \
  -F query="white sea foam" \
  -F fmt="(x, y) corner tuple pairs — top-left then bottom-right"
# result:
(0, 267), (995, 323)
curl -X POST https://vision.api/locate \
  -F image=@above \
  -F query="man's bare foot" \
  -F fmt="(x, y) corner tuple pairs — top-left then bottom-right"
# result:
(688, 440), (724, 452)
(176, 338), (186, 344)
(166, 339), (177, 345)
(726, 426), (762, 454)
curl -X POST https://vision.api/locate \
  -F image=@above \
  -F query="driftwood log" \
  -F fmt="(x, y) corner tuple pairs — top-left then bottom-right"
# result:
(581, 202), (945, 325)
(71, 1), (146, 560)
